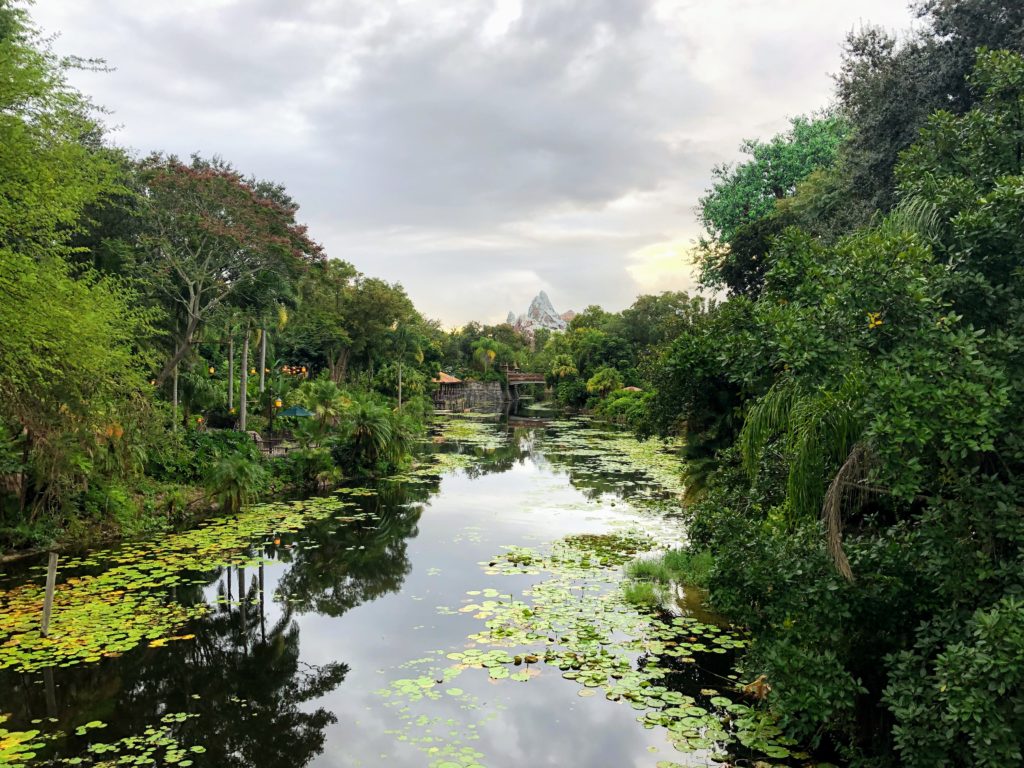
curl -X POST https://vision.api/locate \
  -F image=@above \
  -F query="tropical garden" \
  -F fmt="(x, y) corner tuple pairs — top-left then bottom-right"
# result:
(0, 1), (444, 552)
(2, 0), (1023, 766)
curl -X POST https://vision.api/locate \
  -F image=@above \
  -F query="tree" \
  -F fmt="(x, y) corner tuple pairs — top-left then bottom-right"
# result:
(585, 367), (624, 397)
(835, 1), (1024, 214)
(0, 252), (155, 517)
(0, 1), (120, 260)
(699, 115), (848, 244)
(136, 155), (323, 385)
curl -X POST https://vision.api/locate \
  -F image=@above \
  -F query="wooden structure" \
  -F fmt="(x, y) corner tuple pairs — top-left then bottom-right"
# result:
(502, 365), (546, 403)
(433, 372), (465, 409)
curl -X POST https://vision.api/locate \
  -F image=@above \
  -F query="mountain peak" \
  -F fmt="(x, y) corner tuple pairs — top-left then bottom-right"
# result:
(508, 291), (569, 333)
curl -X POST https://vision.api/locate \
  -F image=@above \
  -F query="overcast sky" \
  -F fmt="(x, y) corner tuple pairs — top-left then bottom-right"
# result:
(36, 0), (915, 327)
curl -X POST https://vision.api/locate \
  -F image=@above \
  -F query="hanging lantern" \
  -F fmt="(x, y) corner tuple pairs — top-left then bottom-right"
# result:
(208, 366), (216, 375)
(196, 415), (204, 424)
(149, 379), (156, 386)
(250, 367), (257, 375)
(264, 367), (270, 373)
(229, 407), (236, 415)
(300, 366), (307, 374)
(274, 398), (283, 408)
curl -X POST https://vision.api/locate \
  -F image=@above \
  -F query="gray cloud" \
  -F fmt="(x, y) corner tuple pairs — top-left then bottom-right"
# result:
(36, 0), (914, 325)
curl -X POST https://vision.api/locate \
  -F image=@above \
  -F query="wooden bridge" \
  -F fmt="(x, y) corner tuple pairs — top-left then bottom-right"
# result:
(503, 366), (546, 385)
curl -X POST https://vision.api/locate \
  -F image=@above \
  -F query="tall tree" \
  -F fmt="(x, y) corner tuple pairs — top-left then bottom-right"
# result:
(136, 155), (322, 385)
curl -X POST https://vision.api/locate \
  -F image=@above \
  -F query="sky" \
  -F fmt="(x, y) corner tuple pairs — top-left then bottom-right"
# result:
(35, 0), (916, 327)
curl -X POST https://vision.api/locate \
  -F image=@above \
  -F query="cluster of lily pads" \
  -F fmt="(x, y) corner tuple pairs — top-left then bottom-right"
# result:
(0, 713), (207, 768)
(542, 421), (686, 499)
(432, 416), (507, 452)
(0, 714), (50, 767)
(379, 522), (809, 766)
(0, 496), (362, 672)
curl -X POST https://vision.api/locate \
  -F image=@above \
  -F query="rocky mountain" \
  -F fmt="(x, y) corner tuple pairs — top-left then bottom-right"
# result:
(506, 291), (571, 333)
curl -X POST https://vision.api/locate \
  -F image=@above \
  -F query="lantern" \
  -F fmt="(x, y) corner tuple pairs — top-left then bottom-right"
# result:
(208, 366), (216, 375)
(300, 366), (307, 374)
(196, 416), (204, 424)
(274, 398), (283, 408)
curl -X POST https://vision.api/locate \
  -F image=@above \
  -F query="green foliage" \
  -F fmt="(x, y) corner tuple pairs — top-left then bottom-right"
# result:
(699, 115), (848, 244)
(328, 393), (415, 477)
(204, 454), (267, 515)
(652, 47), (1024, 766)
(625, 549), (714, 590)
(593, 388), (650, 428)
(621, 580), (663, 607)
(270, 447), (339, 491)
(585, 366), (624, 397)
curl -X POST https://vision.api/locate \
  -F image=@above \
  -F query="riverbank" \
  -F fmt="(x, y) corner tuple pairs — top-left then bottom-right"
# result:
(0, 413), (824, 768)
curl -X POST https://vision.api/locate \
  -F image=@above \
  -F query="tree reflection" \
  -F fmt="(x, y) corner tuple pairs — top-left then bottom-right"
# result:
(1, 482), (436, 768)
(274, 483), (428, 616)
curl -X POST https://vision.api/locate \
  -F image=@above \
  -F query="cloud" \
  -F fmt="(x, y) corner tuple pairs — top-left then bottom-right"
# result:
(625, 239), (702, 294)
(34, 0), (915, 325)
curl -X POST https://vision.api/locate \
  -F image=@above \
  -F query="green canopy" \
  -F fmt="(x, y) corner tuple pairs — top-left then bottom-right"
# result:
(279, 405), (314, 418)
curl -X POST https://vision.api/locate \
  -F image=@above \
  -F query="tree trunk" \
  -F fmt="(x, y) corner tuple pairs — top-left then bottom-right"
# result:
(156, 312), (201, 386)
(328, 348), (350, 383)
(398, 362), (403, 411)
(259, 327), (267, 393)
(18, 426), (29, 515)
(239, 325), (250, 431)
(228, 329), (234, 411)
(172, 364), (179, 431)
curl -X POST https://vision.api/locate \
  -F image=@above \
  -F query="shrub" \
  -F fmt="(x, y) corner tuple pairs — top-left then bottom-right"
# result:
(205, 455), (267, 514)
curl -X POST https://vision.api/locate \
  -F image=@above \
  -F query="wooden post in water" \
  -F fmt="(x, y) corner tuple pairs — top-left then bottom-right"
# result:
(41, 551), (58, 637)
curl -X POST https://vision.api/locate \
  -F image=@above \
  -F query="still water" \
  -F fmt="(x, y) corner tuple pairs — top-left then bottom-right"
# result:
(0, 414), (762, 768)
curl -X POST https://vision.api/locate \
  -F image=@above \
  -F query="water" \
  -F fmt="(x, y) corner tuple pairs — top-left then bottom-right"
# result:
(0, 414), (764, 768)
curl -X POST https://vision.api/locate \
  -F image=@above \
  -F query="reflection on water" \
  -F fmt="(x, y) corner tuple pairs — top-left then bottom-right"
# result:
(0, 413), (731, 768)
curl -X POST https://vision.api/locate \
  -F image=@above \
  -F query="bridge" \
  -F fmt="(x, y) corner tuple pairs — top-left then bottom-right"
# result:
(505, 370), (546, 385)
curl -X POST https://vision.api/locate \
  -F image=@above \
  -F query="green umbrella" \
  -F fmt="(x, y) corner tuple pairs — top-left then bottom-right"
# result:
(279, 405), (314, 417)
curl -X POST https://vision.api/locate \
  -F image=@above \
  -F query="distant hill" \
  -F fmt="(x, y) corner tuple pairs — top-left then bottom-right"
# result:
(506, 291), (573, 333)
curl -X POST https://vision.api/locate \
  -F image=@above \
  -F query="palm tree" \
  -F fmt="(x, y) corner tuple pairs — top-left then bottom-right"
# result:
(740, 376), (866, 581)
(300, 379), (349, 440)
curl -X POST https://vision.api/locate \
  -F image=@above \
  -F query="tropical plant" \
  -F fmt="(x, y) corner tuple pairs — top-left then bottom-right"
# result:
(204, 455), (267, 515)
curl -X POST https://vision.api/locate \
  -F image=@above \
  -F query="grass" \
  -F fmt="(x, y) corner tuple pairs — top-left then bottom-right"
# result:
(622, 547), (714, 607)
(622, 580), (664, 607)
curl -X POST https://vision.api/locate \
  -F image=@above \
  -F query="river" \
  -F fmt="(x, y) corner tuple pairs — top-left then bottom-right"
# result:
(0, 413), (802, 768)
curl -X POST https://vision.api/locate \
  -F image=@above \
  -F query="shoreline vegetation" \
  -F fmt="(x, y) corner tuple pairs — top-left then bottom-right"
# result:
(3, 1), (1024, 766)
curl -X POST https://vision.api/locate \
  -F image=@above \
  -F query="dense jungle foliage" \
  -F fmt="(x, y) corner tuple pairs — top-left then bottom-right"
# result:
(0, 1), (445, 551)
(3, 0), (1023, 763)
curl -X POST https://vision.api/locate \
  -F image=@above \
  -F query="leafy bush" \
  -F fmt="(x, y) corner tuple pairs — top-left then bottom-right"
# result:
(270, 447), (339, 491)
(554, 379), (588, 408)
(204, 455), (267, 514)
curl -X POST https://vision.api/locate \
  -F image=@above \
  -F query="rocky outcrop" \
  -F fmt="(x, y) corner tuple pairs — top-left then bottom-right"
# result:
(508, 291), (571, 333)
